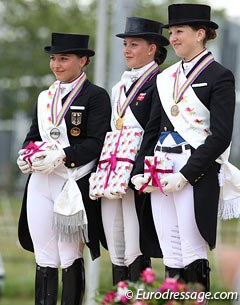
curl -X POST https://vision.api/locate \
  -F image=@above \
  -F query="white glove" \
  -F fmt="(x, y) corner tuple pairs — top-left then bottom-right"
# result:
(18, 149), (26, 156)
(161, 172), (188, 193)
(131, 174), (158, 193)
(31, 149), (65, 174)
(104, 190), (122, 200)
(89, 173), (97, 200)
(17, 156), (32, 174)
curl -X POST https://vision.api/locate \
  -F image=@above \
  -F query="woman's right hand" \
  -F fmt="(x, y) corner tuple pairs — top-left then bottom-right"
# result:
(17, 157), (32, 174)
(131, 174), (158, 193)
(104, 190), (122, 200)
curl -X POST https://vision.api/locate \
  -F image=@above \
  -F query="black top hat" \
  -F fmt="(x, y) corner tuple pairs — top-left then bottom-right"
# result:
(164, 4), (218, 29)
(116, 17), (169, 46)
(44, 32), (95, 56)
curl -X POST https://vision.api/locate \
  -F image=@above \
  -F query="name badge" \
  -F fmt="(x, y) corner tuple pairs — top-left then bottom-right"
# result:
(70, 106), (85, 110)
(192, 83), (207, 88)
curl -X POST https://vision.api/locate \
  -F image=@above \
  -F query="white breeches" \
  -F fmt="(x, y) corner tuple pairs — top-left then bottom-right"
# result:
(101, 188), (142, 266)
(151, 145), (208, 268)
(27, 172), (84, 269)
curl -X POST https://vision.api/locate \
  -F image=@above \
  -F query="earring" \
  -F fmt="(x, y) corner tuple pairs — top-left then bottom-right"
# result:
(197, 39), (200, 42)
(148, 52), (151, 56)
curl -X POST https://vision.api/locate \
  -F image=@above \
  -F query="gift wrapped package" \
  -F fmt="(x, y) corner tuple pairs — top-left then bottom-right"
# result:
(144, 155), (174, 187)
(90, 128), (143, 198)
(21, 141), (59, 166)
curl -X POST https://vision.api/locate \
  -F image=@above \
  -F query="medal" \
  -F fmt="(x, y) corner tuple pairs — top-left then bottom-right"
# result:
(171, 104), (179, 116)
(50, 127), (61, 139)
(70, 127), (81, 137)
(116, 117), (124, 130)
(116, 62), (160, 130)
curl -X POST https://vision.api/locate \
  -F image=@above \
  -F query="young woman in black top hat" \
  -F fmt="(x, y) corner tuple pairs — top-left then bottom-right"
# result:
(132, 4), (239, 292)
(90, 16), (169, 285)
(17, 32), (111, 305)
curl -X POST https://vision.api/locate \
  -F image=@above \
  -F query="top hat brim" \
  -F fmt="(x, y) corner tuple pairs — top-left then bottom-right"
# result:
(163, 19), (218, 29)
(116, 32), (169, 46)
(44, 46), (95, 56)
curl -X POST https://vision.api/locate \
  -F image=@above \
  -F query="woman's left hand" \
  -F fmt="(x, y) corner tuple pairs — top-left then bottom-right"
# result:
(160, 172), (188, 193)
(31, 149), (65, 174)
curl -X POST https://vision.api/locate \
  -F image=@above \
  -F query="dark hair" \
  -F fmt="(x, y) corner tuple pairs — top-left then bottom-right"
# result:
(76, 54), (90, 67)
(190, 25), (217, 45)
(146, 38), (167, 65)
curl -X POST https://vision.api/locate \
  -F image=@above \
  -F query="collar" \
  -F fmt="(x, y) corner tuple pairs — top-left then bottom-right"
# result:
(182, 49), (208, 75)
(121, 61), (155, 90)
(60, 74), (82, 97)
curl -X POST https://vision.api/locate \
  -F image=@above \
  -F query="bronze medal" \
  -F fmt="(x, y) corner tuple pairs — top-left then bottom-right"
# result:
(71, 112), (82, 126)
(70, 127), (81, 137)
(171, 104), (180, 116)
(50, 127), (61, 139)
(116, 117), (124, 130)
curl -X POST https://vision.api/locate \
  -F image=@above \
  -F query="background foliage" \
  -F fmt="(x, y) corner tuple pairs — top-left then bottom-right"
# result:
(0, 0), (225, 118)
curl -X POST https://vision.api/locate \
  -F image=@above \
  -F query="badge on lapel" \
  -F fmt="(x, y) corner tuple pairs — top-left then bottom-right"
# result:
(70, 106), (85, 136)
(136, 93), (146, 105)
(70, 127), (81, 136)
(71, 112), (82, 126)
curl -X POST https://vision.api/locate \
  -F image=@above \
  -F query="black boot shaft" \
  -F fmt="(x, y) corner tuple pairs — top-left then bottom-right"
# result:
(184, 259), (210, 292)
(112, 264), (128, 285)
(128, 255), (151, 282)
(35, 265), (58, 305)
(165, 266), (185, 282)
(61, 258), (85, 305)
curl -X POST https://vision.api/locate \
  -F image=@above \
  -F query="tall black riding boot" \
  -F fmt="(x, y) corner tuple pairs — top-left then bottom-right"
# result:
(112, 264), (128, 285)
(35, 264), (58, 305)
(165, 265), (185, 282)
(184, 259), (211, 292)
(128, 255), (151, 282)
(61, 258), (85, 305)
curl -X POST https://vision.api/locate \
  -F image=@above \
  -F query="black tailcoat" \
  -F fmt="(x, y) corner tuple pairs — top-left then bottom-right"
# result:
(134, 54), (235, 253)
(125, 72), (163, 258)
(18, 80), (111, 260)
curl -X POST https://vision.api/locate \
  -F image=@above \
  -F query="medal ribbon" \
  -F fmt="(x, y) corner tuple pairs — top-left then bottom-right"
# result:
(173, 53), (214, 104)
(117, 62), (160, 118)
(51, 72), (87, 126)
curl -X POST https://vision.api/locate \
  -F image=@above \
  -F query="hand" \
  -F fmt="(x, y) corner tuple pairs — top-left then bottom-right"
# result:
(31, 149), (65, 174)
(161, 172), (188, 193)
(131, 174), (158, 193)
(18, 149), (26, 156)
(17, 156), (32, 174)
(104, 190), (122, 200)
(89, 173), (97, 200)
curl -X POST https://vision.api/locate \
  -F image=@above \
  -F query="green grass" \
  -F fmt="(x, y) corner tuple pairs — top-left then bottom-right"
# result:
(0, 195), (239, 305)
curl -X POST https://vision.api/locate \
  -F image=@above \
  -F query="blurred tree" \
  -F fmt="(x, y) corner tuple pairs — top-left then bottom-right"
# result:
(0, 0), (226, 119)
(0, 0), (97, 118)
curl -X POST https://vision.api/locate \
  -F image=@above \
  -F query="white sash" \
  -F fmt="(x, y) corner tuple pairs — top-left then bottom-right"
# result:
(37, 85), (96, 242)
(157, 63), (240, 219)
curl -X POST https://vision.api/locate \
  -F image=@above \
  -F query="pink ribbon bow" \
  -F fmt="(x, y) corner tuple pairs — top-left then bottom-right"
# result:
(139, 157), (170, 195)
(22, 141), (45, 165)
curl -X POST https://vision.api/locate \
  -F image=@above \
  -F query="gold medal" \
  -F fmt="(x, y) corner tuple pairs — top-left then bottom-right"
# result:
(116, 117), (124, 130)
(171, 104), (179, 116)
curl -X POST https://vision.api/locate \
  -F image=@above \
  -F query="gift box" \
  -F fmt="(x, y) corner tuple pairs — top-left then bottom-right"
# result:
(21, 141), (59, 166)
(90, 128), (143, 198)
(144, 155), (174, 187)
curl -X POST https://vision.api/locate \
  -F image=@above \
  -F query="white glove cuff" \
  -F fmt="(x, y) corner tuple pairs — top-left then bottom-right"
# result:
(131, 174), (143, 185)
